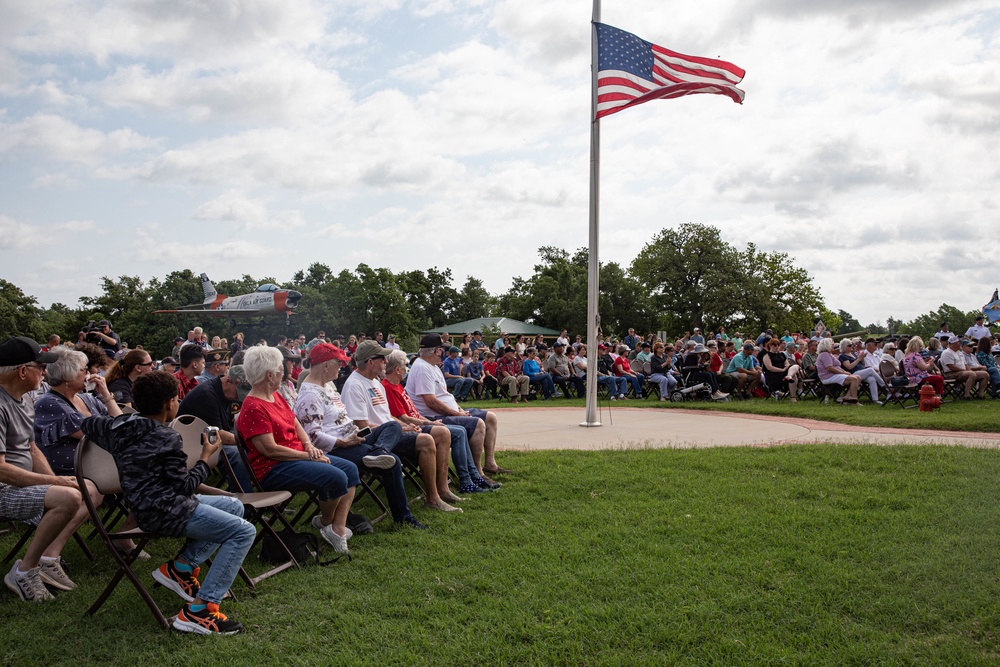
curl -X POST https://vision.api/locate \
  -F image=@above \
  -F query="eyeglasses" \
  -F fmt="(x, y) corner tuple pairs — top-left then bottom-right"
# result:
(21, 363), (46, 371)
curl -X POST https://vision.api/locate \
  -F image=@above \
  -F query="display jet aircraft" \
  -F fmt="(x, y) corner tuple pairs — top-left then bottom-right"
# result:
(153, 273), (302, 325)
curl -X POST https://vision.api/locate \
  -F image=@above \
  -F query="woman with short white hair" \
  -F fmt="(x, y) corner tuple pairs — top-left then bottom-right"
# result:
(235, 346), (358, 554)
(34, 347), (122, 475)
(816, 338), (860, 403)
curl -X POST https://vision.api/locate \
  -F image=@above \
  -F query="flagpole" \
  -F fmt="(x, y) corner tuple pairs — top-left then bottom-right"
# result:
(581, 0), (602, 427)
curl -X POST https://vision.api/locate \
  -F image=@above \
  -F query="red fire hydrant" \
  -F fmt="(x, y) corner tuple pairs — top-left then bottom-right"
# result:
(919, 383), (941, 412)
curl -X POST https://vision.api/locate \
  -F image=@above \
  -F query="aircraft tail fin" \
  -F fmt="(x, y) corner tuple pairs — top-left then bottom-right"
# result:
(200, 273), (217, 304)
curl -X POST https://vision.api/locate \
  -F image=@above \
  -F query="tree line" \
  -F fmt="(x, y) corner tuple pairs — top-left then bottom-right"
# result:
(0, 223), (985, 357)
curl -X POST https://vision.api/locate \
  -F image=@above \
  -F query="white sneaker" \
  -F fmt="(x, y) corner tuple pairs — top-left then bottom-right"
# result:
(319, 523), (349, 554)
(5, 561), (54, 602)
(362, 453), (396, 469)
(312, 515), (351, 540)
(37, 558), (76, 591)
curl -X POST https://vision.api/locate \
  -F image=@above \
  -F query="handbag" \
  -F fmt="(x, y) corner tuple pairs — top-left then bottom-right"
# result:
(259, 529), (347, 565)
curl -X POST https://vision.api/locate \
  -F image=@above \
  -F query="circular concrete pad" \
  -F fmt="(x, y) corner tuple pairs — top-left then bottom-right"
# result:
(493, 407), (1000, 451)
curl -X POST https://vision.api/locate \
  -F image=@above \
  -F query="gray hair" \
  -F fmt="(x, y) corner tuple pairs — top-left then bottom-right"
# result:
(418, 347), (439, 358)
(243, 346), (283, 386)
(46, 347), (87, 386)
(385, 349), (409, 375)
(817, 338), (835, 354)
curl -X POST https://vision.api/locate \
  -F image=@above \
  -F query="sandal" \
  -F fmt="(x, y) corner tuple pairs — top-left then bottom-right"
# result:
(483, 465), (514, 475)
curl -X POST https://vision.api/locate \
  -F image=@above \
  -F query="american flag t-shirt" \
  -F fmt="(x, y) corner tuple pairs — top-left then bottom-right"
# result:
(595, 22), (745, 119)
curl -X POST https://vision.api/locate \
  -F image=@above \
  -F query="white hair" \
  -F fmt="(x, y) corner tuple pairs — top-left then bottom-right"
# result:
(46, 347), (87, 386)
(385, 349), (408, 375)
(243, 346), (283, 386)
(817, 338), (835, 354)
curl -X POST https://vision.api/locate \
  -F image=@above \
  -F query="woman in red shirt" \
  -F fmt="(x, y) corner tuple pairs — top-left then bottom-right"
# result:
(235, 346), (358, 554)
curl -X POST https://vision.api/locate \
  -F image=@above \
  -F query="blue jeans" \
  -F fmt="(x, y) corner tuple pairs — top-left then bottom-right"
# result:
(552, 373), (584, 397)
(261, 455), (360, 501)
(422, 423), (478, 486)
(446, 377), (475, 400)
(620, 374), (644, 397)
(221, 445), (255, 493)
(527, 373), (556, 398)
(179, 495), (256, 604)
(332, 422), (412, 522)
(987, 366), (1000, 391)
(599, 375), (628, 396)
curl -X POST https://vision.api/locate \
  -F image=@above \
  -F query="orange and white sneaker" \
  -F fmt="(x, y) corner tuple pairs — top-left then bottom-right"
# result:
(152, 561), (201, 602)
(173, 602), (243, 635)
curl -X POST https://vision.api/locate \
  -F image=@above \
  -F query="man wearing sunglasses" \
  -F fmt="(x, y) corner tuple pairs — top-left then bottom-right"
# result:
(0, 336), (91, 602)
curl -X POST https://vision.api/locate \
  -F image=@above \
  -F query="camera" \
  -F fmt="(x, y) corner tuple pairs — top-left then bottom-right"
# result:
(80, 320), (103, 344)
(204, 426), (220, 445)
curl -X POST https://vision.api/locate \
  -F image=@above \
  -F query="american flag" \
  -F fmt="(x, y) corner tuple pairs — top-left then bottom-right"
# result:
(595, 22), (745, 120)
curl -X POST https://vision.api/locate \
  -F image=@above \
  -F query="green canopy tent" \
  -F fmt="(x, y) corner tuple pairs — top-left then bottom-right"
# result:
(421, 317), (560, 337)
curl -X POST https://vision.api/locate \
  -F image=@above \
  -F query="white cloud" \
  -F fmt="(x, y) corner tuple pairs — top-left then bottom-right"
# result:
(0, 215), (39, 249)
(52, 220), (97, 233)
(194, 191), (305, 231)
(0, 114), (158, 164)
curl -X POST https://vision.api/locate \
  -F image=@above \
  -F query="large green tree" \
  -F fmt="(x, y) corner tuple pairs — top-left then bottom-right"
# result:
(734, 243), (825, 334)
(0, 279), (43, 340)
(631, 224), (742, 333)
(631, 224), (827, 337)
(496, 246), (649, 338)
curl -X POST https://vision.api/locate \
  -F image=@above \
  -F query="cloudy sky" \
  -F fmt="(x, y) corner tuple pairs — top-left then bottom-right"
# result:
(2, 0), (999, 327)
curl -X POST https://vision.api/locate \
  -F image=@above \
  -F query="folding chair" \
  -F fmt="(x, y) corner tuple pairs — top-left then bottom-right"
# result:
(172, 416), (299, 585)
(74, 437), (172, 629)
(630, 360), (657, 399)
(798, 377), (820, 400)
(879, 360), (919, 409)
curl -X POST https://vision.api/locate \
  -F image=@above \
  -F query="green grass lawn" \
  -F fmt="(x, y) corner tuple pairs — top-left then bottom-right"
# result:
(472, 393), (1000, 433)
(5, 445), (1000, 665)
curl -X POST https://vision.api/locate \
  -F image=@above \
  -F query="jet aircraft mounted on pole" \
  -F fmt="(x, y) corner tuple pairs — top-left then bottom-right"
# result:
(153, 273), (302, 326)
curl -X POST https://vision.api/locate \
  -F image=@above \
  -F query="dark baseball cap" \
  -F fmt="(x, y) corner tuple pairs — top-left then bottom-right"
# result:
(0, 337), (59, 366)
(419, 333), (444, 348)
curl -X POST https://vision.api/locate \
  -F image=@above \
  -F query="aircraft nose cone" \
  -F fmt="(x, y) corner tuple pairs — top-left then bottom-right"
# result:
(287, 290), (302, 307)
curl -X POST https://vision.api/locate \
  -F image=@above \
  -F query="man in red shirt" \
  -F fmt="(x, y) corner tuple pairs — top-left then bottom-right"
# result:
(173, 345), (204, 400)
(496, 347), (529, 403)
(381, 350), (496, 495)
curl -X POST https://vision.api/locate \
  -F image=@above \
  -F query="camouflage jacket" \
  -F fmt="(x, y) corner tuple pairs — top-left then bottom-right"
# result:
(81, 414), (209, 537)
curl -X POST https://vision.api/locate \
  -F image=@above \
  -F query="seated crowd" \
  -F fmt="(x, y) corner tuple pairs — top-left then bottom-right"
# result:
(0, 327), (511, 636)
(4, 314), (997, 632)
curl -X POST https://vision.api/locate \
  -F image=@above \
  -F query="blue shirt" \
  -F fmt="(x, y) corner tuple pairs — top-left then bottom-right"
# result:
(727, 352), (758, 373)
(522, 359), (542, 375)
(465, 361), (484, 379)
(442, 356), (462, 377)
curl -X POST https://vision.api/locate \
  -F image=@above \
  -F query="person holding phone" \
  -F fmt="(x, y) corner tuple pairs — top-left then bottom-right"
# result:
(82, 371), (255, 635)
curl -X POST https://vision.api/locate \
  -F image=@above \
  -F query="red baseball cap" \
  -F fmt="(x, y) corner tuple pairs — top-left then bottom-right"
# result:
(310, 343), (350, 365)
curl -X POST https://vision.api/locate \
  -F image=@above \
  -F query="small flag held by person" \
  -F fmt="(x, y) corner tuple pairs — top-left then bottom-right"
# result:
(595, 22), (745, 119)
(984, 288), (1000, 324)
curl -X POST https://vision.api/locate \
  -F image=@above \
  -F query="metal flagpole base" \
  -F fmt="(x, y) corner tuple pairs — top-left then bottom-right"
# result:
(579, 421), (603, 427)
